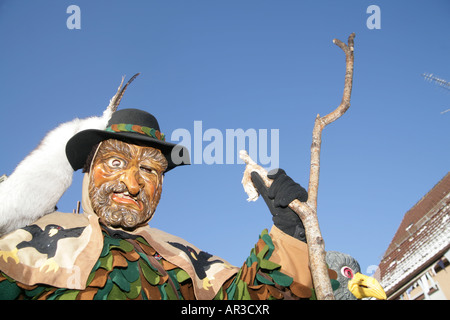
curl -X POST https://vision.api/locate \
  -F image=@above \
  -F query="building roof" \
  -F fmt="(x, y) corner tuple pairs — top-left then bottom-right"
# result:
(377, 172), (450, 296)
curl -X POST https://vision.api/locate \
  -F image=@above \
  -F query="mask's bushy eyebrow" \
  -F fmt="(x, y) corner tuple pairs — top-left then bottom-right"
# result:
(140, 147), (168, 172)
(89, 139), (168, 173)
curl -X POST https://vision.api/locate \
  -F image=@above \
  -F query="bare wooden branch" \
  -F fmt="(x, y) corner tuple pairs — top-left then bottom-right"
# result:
(240, 150), (329, 299)
(309, 33), (355, 208)
(240, 33), (355, 300)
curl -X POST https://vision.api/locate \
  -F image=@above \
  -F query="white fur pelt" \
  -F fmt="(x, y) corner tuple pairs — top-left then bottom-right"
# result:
(0, 107), (115, 237)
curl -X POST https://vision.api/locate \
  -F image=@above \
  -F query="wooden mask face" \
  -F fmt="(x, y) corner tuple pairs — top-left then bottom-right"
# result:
(89, 139), (168, 230)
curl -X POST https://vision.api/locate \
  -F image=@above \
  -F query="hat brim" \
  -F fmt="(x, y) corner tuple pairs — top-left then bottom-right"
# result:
(66, 129), (190, 173)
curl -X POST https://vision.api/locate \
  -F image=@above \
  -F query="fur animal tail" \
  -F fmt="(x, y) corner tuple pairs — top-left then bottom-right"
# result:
(0, 74), (139, 237)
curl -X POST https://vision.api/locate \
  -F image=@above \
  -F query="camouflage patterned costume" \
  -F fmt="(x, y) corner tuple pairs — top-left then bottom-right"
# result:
(1, 221), (334, 300)
(0, 176), (338, 300)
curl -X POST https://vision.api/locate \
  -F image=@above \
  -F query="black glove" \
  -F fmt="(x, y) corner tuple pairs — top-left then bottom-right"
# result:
(251, 169), (308, 243)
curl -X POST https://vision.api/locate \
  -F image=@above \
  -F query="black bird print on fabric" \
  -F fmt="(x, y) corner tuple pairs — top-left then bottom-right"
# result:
(168, 241), (222, 280)
(17, 224), (85, 259)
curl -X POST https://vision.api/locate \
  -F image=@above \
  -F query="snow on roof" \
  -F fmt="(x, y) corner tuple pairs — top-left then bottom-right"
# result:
(377, 173), (450, 295)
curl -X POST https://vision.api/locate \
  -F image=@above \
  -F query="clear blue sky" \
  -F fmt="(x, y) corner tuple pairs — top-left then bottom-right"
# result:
(0, 1), (449, 277)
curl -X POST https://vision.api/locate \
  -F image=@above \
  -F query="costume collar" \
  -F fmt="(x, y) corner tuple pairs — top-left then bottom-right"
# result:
(0, 174), (238, 298)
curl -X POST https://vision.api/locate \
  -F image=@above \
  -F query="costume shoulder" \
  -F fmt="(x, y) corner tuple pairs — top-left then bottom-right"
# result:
(0, 212), (103, 290)
(132, 226), (239, 300)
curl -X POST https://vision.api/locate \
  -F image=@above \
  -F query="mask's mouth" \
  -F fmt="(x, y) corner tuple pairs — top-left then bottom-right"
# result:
(112, 191), (144, 211)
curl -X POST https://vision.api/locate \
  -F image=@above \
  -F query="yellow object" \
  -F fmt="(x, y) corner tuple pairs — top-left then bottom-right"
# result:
(39, 258), (60, 273)
(348, 272), (387, 300)
(202, 277), (213, 290)
(0, 248), (19, 264)
(48, 228), (59, 237)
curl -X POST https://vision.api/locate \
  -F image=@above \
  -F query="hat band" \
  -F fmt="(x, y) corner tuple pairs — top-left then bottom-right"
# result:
(105, 124), (166, 141)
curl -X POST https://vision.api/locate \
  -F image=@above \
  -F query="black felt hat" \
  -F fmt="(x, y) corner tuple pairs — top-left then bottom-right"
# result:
(65, 108), (190, 172)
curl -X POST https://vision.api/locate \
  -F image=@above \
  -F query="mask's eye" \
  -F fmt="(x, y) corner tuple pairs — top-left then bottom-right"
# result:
(341, 266), (354, 279)
(140, 166), (154, 175)
(107, 158), (125, 169)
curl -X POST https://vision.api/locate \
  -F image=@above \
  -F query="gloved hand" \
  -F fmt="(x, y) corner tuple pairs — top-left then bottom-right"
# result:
(251, 169), (308, 243)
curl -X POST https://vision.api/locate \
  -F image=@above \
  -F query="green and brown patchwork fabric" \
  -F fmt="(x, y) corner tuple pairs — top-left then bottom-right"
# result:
(0, 224), (338, 300)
